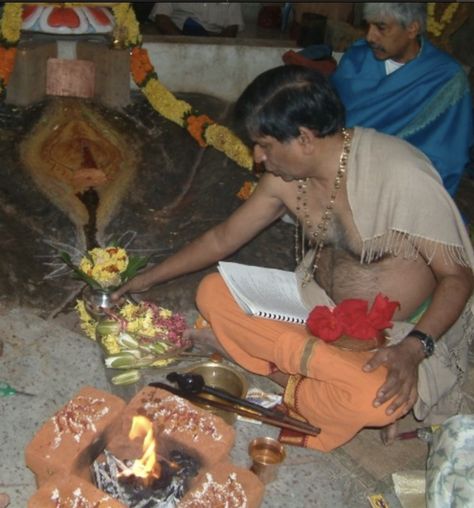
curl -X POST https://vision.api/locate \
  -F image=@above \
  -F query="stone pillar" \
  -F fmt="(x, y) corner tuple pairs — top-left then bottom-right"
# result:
(77, 42), (130, 109)
(6, 41), (57, 106)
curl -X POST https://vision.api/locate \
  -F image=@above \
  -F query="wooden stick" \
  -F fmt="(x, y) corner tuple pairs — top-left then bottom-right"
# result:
(149, 382), (321, 436)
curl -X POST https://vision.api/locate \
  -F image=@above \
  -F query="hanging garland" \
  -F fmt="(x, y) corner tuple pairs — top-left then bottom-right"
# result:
(0, 3), (22, 95)
(426, 3), (459, 38)
(0, 2), (254, 171)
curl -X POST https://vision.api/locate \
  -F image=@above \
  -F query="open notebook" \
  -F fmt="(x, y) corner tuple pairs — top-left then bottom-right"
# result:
(217, 261), (310, 324)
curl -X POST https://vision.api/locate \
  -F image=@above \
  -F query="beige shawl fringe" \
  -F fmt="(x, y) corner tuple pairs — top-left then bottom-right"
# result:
(361, 230), (472, 267)
(348, 128), (474, 271)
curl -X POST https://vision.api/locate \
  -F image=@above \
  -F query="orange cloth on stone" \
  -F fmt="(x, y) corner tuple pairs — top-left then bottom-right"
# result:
(196, 273), (407, 452)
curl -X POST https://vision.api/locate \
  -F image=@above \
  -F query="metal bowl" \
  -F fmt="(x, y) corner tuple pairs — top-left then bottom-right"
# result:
(82, 286), (117, 319)
(185, 361), (248, 425)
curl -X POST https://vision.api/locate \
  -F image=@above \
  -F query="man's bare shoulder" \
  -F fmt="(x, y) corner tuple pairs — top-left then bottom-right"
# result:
(256, 173), (297, 197)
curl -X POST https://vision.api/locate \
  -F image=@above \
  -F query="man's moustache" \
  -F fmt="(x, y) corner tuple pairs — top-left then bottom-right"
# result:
(369, 44), (385, 53)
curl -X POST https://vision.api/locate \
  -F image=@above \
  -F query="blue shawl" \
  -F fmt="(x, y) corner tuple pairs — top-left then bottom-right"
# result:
(331, 38), (473, 196)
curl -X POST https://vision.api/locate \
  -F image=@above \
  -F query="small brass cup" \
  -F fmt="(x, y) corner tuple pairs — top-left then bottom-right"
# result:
(248, 437), (286, 484)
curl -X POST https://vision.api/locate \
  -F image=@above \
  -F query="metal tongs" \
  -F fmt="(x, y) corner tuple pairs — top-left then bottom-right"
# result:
(149, 372), (320, 437)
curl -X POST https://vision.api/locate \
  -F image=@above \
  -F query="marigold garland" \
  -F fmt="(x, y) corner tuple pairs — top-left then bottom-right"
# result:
(0, 2), (254, 171)
(111, 3), (141, 48)
(236, 180), (258, 200)
(0, 3), (22, 95)
(185, 114), (214, 147)
(1, 3), (23, 44)
(130, 46), (155, 85)
(111, 2), (253, 169)
(0, 47), (17, 86)
(142, 78), (192, 126)
(427, 2), (459, 37)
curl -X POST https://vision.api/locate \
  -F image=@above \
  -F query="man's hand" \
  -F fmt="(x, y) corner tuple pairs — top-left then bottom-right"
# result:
(110, 273), (152, 303)
(363, 338), (425, 415)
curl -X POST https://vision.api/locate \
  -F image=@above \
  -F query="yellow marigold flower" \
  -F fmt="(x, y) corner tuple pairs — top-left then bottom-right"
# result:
(154, 326), (169, 337)
(101, 334), (121, 355)
(91, 266), (122, 288)
(79, 247), (129, 287)
(159, 308), (173, 319)
(143, 79), (192, 127)
(120, 302), (137, 319)
(112, 3), (142, 47)
(75, 299), (97, 340)
(1, 3), (23, 44)
(204, 124), (253, 170)
(427, 2), (459, 37)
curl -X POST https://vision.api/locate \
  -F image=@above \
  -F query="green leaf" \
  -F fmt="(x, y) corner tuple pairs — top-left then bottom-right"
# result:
(59, 252), (101, 289)
(121, 255), (150, 282)
(111, 370), (141, 385)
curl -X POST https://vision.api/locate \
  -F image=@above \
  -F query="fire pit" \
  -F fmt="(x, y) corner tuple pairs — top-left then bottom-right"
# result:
(25, 386), (265, 507)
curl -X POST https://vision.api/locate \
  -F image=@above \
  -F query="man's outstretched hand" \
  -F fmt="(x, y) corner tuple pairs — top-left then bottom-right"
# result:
(110, 273), (152, 303)
(363, 338), (424, 416)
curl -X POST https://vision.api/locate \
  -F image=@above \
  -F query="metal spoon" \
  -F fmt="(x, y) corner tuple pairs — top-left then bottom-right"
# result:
(166, 372), (288, 420)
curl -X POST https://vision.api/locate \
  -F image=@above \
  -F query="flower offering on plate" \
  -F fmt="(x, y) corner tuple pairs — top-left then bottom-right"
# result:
(76, 299), (190, 385)
(60, 245), (149, 291)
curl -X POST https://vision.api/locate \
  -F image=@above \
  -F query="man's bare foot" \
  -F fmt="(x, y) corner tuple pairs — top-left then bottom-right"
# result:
(380, 421), (399, 445)
(0, 493), (10, 508)
(183, 327), (230, 360)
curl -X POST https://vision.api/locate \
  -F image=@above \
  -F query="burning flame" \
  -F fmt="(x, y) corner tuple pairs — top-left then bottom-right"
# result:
(119, 415), (161, 486)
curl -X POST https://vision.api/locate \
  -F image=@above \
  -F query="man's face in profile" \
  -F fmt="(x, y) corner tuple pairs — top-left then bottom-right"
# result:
(365, 16), (419, 63)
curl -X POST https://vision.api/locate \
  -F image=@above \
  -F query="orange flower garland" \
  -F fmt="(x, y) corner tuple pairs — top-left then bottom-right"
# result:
(0, 3), (253, 170)
(0, 46), (17, 86)
(236, 180), (257, 200)
(128, 44), (253, 169)
(130, 46), (156, 86)
(185, 114), (214, 147)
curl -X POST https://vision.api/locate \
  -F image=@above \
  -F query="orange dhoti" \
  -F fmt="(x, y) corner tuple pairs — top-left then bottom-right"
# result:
(196, 273), (406, 452)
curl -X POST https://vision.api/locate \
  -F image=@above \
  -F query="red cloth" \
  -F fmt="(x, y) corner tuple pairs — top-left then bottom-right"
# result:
(282, 50), (337, 77)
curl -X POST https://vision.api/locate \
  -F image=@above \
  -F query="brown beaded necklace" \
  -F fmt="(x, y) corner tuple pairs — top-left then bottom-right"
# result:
(295, 128), (352, 286)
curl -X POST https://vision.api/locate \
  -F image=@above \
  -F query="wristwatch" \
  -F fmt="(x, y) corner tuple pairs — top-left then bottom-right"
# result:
(407, 329), (435, 358)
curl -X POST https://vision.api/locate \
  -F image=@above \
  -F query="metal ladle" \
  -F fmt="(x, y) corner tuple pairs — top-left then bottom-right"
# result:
(166, 372), (287, 420)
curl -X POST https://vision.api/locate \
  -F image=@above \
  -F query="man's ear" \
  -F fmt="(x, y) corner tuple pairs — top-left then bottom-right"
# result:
(406, 20), (421, 39)
(297, 127), (316, 153)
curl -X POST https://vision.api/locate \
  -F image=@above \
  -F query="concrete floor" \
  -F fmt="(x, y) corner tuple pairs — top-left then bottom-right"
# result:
(0, 92), (473, 508)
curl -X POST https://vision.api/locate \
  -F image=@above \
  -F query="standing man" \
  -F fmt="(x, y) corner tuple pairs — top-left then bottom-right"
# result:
(113, 66), (474, 452)
(331, 3), (473, 196)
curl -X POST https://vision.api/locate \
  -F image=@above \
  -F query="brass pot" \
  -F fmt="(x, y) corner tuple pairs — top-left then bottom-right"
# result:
(185, 361), (249, 425)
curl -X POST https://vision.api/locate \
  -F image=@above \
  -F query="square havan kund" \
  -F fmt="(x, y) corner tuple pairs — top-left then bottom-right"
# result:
(25, 386), (265, 507)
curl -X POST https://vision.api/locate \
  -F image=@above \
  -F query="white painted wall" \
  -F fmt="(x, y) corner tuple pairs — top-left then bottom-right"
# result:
(137, 40), (344, 101)
(139, 40), (296, 101)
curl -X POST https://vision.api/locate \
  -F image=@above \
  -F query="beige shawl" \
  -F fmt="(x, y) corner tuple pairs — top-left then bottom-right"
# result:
(347, 127), (474, 269)
(296, 127), (474, 422)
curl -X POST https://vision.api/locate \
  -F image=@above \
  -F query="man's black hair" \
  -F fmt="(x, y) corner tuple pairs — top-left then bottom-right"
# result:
(234, 65), (345, 146)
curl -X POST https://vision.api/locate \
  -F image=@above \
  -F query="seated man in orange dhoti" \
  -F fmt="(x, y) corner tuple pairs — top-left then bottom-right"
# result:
(113, 65), (474, 452)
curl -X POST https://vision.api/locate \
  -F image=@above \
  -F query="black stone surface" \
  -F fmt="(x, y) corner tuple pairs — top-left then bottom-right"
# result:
(0, 92), (294, 318)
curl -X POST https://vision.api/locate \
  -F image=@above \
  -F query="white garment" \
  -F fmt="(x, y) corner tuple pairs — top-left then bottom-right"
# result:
(385, 58), (405, 75)
(149, 3), (244, 32)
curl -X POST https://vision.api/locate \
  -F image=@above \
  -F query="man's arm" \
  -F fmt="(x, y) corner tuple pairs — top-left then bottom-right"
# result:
(363, 246), (474, 415)
(218, 24), (238, 37)
(154, 14), (182, 35)
(112, 175), (288, 299)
